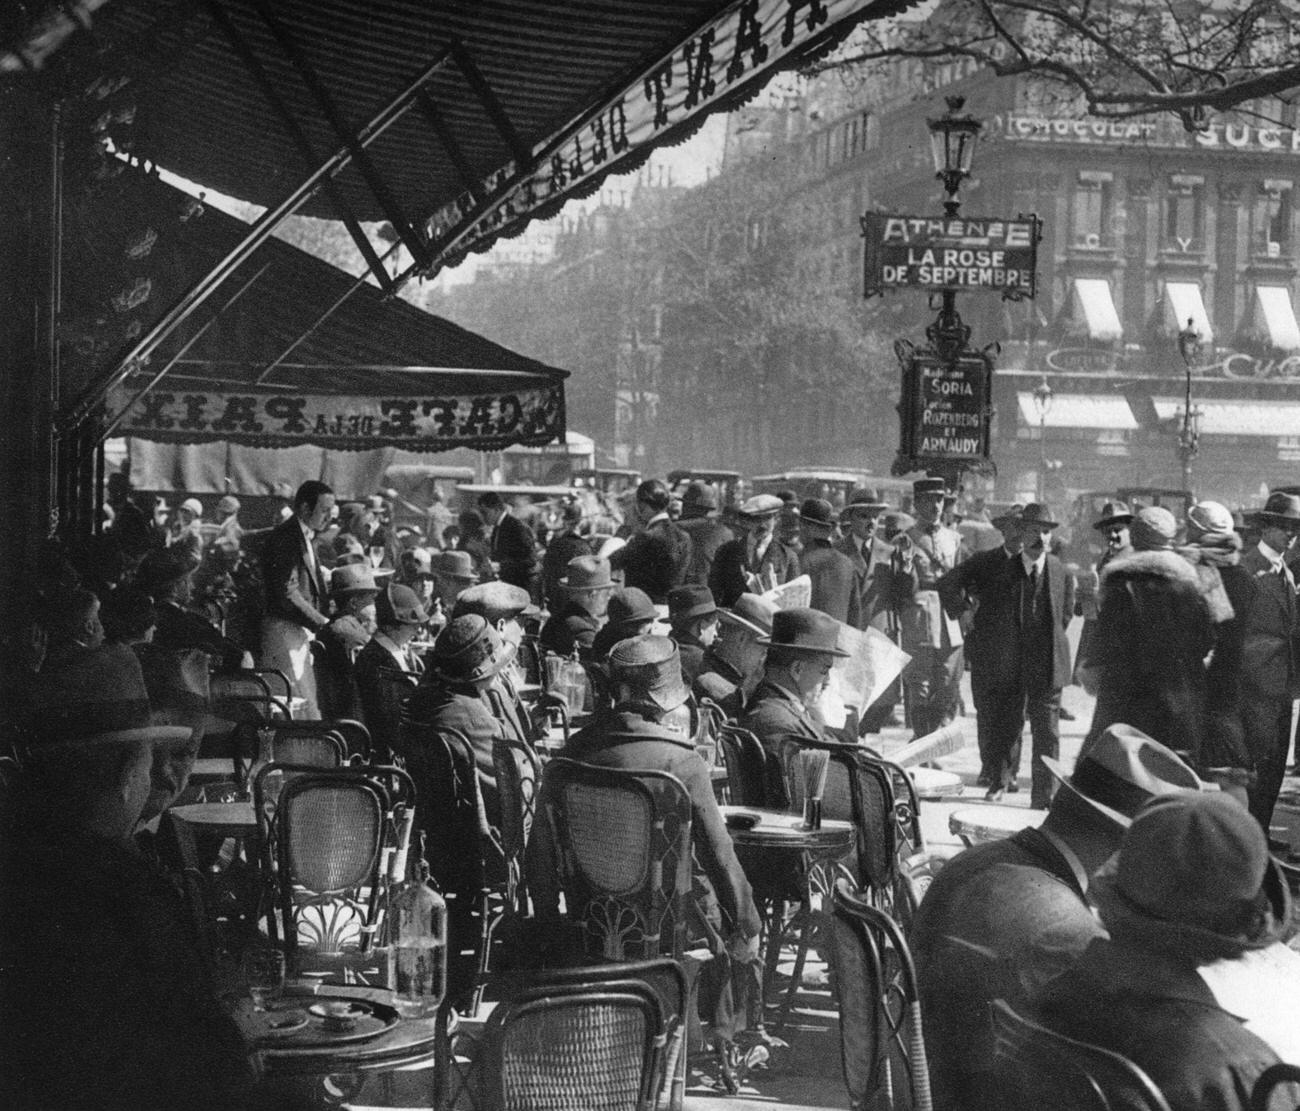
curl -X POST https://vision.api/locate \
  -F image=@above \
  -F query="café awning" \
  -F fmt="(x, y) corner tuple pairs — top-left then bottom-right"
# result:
(1255, 286), (1300, 352)
(1072, 278), (1123, 342)
(1016, 392), (1138, 431)
(1152, 397), (1300, 437)
(1164, 281), (1214, 344)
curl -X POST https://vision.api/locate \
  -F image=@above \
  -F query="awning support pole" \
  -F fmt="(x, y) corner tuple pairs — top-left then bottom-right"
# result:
(202, 0), (399, 291)
(415, 89), (484, 205)
(248, 0), (431, 270)
(98, 261), (271, 442)
(450, 39), (530, 166)
(57, 42), (453, 432)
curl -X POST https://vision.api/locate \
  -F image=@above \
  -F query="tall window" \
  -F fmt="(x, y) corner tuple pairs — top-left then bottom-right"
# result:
(1073, 171), (1113, 248)
(1164, 175), (1204, 252)
(1252, 181), (1293, 258)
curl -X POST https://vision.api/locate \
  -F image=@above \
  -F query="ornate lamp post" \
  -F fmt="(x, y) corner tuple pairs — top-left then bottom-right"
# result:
(1031, 375), (1054, 503)
(1176, 320), (1203, 495)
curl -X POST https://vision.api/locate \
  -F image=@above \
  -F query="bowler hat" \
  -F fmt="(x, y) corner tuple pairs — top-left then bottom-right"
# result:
(718, 593), (777, 638)
(452, 581), (539, 623)
(606, 587), (658, 628)
(400, 547), (436, 580)
(845, 487), (889, 513)
(428, 614), (512, 685)
(1091, 792), (1290, 962)
(430, 550), (479, 582)
(912, 476), (948, 498)
(1092, 500), (1133, 530)
(25, 644), (192, 751)
(758, 606), (849, 657)
(668, 584), (717, 624)
(1254, 491), (1300, 526)
(738, 494), (784, 519)
(797, 498), (837, 530)
(1042, 723), (1203, 834)
(331, 562), (380, 598)
(1017, 503), (1059, 529)
(608, 635), (691, 713)
(376, 581), (429, 627)
(559, 555), (614, 590)
(1129, 506), (1178, 551)
(682, 481), (720, 513)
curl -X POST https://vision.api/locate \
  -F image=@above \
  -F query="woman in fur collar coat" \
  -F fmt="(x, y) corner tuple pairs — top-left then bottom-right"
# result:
(1079, 507), (1214, 764)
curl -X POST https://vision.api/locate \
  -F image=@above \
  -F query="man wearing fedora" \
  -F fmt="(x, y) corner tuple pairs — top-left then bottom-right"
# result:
(912, 723), (1203, 1111)
(313, 560), (381, 722)
(741, 607), (848, 806)
(610, 478), (695, 603)
(939, 504), (1075, 805)
(539, 554), (614, 659)
(1072, 500), (1133, 686)
(429, 549), (480, 618)
(893, 476), (966, 739)
(354, 581), (429, 760)
(1, 645), (255, 1109)
(1079, 505), (1214, 766)
(528, 636), (762, 1091)
(710, 493), (801, 607)
(1238, 490), (1300, 830)
(1034, 792), (1299, 1110)
(678, 480), (734, 587)
(590, 586), (659, 660)
(836, 488), (895, 635)
(695, 592), (778, 720)
(797, 498), (856, 624)
(667, 584), (720, 685)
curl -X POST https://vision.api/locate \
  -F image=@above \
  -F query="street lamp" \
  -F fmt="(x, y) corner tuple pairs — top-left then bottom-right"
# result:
(927, 96), (983, 216)
(1032, 375), (1054, 502)
(1176, 319), (1203, 495)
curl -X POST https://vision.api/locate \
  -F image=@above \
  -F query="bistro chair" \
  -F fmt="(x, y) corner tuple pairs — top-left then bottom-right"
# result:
(247, 723), (346, 775)
(989, 998), (1171, 1111)
(827, 879), (933, 1111)
(715, 724), (769, 807)
(331, 717), (373, 761)
(492, 732), (541, 920)
(1251, 1064), (1300, 1111)
(362, 665), (418, 763)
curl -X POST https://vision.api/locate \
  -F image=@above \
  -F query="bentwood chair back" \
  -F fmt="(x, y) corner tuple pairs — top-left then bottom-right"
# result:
(539, 758), (693, 962)
(715, 724), (769, 807)
(492, 733), (541, 918)
(828, 879), (933, 1111)
(1250, 1064), (1300, 1111)
(255, 724), (346, 771)
(990, 998), (1172, 1111)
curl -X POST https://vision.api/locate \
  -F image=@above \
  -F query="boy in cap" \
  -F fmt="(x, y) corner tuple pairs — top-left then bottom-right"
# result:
(695, 593), (778, 719)
(667, 584), (719, 684)
(912, 724), (1204, 1111)
(709, 494), (801, 607)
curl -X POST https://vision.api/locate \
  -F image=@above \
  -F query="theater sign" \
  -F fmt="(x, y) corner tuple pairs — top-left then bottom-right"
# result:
(862, 214), (1041, 298)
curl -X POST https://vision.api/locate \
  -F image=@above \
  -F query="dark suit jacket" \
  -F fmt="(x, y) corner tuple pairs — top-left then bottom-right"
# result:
(405, 681), (504, 826)
(491, 511), (538, 590)
(939, 549), (1075, 694)
(540, 531), (592, 608)
(538, 603), (602, 659)
(151, 601), (242, 671)
(800, 540), (855, 624)
(709, 536), (800, 608)
(1239, 545), (1299, 700)
(836, 534), (897, 634)
(260, 515), (330, 630)
(678, 516), (734, 586)
(353, 637), (419, 761)
(740, 679), (826, 807)
(613, 519), (694, 603)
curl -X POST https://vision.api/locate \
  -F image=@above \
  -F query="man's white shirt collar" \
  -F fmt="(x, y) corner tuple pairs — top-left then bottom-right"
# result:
(1258, 539), (1286, 572)
(1021, 551), (1046, 576)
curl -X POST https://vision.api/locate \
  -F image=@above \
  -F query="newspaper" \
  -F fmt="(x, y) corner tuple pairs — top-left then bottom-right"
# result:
(760, 574), (811, 609)
(815, 621), (911, 730)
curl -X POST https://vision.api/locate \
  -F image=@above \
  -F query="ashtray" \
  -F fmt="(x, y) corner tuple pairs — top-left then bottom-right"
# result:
(309, 1000), (371, 1032)
(264, 1010), (308, 1035)
(723, 810), (761, 831)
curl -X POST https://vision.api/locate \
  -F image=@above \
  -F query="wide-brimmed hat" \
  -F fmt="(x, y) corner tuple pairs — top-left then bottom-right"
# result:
(1017, 503), (1059, 529)
(1130, 506), (1178, 551)
(606, 587), (658, 628)
(718, 593), (777, 638)
(607, 635), (691, 713)
(135, 548), (193, 594)
(758, 607), (849, 657)
(1091, 792), (1290, 962)
(452, 581), (539, 623)
(1042, 723), (1203, 834)
(682, 481), (720, 513)
(989, 503), (1024, 530)
(427, 614), (513, 685)
(331, 562), (380, 598)
(25, 644), (192, 750)
(738, 494), (784, 519)
(668, 584), (717, 624)
(912, 476), (948, 498)
(1253, 491), (1300, 527)
(376, 581), (429, 627)
(559, 555), (614, 590)
(399, 547), (436, 580)
(1092, 500), (1133, 531)
(430, 549), (479, 583)
(844, 488), (889, 513)
(797, 498), (837, 531)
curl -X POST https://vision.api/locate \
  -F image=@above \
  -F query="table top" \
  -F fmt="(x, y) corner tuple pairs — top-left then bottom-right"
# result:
(169, 800), (257, 833)
(908, 766), (964, 799)
(190, 757), (237, 783)
(720, 805), (854, 853)
(949, 804), (1044, 842)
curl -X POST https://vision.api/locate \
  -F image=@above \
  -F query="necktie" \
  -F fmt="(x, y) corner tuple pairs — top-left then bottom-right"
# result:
(1022, 563), (1037, 626)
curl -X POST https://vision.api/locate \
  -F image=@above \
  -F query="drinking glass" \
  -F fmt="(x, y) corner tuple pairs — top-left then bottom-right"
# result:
(243, 947), (286, 1012)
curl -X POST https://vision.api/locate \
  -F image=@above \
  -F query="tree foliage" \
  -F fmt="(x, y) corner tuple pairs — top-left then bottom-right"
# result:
(814, 0), (1300, 131)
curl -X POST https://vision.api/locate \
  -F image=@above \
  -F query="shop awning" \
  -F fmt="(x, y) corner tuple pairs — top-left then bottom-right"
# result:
(1255, 286), (1300, 352)
(1017, 392), (1138, 430)
(1152, 397), (1300, 436)
(1164, 281), (1214, 343)
(1072, 278), (1123, 342)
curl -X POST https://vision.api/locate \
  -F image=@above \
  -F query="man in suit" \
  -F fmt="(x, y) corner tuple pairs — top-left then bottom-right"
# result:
(667, 584), (719, 685)
(135, 548), (243, 671)
(539, 555), (613, 659)
(478, 490), (538, 592)
(893, 476), (966, 739)
(797, 498), (855, 623)
(610, 478), (694, 603)
(260, 479), (336, 717)
(709, 494), (800, 607)
(939, 505), (1075, 806)
(1239, 491), (1300, 831)
(694, 593), (777, 720)
(453, 581), (541, 751)
(677, 481), (734, 587)
(354, 581), (427, 760)
(740, 607), (848, 807)
(540, 500), (591, 609)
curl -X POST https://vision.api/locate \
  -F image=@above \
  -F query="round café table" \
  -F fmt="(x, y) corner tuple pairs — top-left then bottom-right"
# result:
(721, 805), (854, 854)
(169, 800), (258, 837)
(949, 803), (1043, 847)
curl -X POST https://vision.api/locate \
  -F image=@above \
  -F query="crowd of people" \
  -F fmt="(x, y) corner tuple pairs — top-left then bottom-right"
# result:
(1, 467), (1298, 1109)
